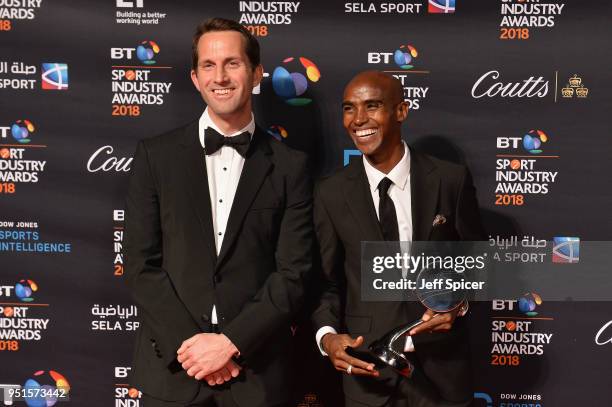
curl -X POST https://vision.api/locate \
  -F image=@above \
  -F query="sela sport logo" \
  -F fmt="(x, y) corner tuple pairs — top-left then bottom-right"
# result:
(41, 63), (69, 90)
(428, 0), (455, 14)
(552, 237), (579, 263)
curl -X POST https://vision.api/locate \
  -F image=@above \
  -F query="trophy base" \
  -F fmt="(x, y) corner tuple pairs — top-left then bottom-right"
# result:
(368, 342), (415, 378)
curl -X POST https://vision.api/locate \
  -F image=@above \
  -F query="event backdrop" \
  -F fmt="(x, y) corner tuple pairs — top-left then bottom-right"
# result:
(1, 0), (611, 406)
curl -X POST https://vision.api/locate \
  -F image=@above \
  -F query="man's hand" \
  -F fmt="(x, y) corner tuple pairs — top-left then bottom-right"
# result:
(409, 308), (460, 336)
(177, 333), (239, 379)
(321, 334), (379, 377)
(202, 359), (241, 385)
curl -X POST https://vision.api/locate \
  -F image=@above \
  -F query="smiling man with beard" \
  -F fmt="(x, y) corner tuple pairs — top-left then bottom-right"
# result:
(312, 71), (484, 407)
(124, 17), (313, 407)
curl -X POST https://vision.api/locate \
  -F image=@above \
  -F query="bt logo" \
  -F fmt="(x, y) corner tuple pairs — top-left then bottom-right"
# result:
(10, 120), (35, 144)
(114, 367), (141, 399)
(15, 279), (38, 302)
(266, 125), (288, 141)
(23, 370), (70, 407)
(492, 292), (542, 316)
(0, 285), (15, 297)
(523, 129), (548, 154)
(136, 41), (160, 65)
(0, 279), (38, 302)
(111, 40), (160, 64)
(272, 57), (321, 106)
(367, 44), (419, 70)
(496, 129), (550, 155)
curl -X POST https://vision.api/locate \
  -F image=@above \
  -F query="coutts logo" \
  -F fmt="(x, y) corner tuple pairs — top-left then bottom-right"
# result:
(595, 320), (612, 346)
(471, 70), (548, 99)
(87, 145), (132, 173)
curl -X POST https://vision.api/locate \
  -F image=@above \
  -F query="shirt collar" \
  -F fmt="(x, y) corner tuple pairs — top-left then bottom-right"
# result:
(363, 141), (411, 193)
(199, 107), (256, 148)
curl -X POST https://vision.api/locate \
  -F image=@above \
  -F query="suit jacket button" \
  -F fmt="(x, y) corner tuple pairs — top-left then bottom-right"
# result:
(213, 275), (221, 284)
(201, 314), (210, 322)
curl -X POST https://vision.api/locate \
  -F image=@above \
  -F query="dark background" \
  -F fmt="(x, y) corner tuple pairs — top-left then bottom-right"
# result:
(1, 0), (611, 406)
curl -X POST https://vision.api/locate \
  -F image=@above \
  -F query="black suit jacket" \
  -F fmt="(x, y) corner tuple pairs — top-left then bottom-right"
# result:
(124, 121), (313, 406)
(312, 148), (484, 406)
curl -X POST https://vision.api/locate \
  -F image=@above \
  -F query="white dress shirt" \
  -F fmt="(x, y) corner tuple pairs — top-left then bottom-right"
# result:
(315, 142), (418, 354)
(315, 142), (468, 355)
(198, 107), (255, 325)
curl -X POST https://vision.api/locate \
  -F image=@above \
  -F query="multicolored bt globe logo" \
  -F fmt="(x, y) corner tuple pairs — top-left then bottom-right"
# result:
(518, 292), (542, 317)
(23, 370), (70, 407)
(272, 57), (321, 106)
(15, 279), (38, 302)
(523, 129), (548, 154)
(11, 120), (35, 144)
(394, 45), (418, 70)
(136, 40), (160, 65)
(267, 125), (288, 141)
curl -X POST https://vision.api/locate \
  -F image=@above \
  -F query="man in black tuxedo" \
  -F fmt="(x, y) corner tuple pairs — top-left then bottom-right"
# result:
(312, 71), (484, 407)
(124, 18), (312, 407)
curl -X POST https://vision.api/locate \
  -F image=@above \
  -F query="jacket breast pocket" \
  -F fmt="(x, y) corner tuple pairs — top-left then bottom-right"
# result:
(430, 215), (459, 240)
(344, 314), (372, 335)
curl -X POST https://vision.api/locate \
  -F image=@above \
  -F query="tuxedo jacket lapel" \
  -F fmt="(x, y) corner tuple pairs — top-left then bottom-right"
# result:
(179, 121), (217, 267)
(216, 128), (273, 268)
(343, 160), (384, 241)
(410, 149), (440, 241)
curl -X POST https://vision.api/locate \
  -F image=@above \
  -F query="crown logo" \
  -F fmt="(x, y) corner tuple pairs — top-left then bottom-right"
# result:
(561, 87), (573, 98)
(298, 393), (322, 407)
(568, 74), (582, 87)
(576, 87), (588, 98)
(561, 74), (588, 99)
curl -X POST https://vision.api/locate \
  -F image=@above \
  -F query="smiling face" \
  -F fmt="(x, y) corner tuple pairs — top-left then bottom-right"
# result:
(342, 72), (408, 162)
(190, 30), (263, 129)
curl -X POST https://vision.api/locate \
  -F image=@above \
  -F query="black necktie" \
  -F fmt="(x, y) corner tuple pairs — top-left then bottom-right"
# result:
(378, 177), (399, 242)
(204, 127), (251, 157)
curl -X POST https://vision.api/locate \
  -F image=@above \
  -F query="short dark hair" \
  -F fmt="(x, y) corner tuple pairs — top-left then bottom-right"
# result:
(191, 17), (260, 71)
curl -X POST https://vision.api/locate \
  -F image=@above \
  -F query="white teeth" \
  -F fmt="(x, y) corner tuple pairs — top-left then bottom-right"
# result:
(214, 89), (231, 95)
(355, 129), (377, 137)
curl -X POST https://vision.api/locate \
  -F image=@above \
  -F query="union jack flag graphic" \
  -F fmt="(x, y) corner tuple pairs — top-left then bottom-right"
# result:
(428, 0), (456, 13)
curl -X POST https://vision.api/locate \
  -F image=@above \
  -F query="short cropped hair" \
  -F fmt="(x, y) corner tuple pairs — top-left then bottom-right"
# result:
(191, 17), (260, 71)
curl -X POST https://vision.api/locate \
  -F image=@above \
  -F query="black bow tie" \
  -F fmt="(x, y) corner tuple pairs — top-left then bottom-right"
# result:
(204, 127), (251, 157)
